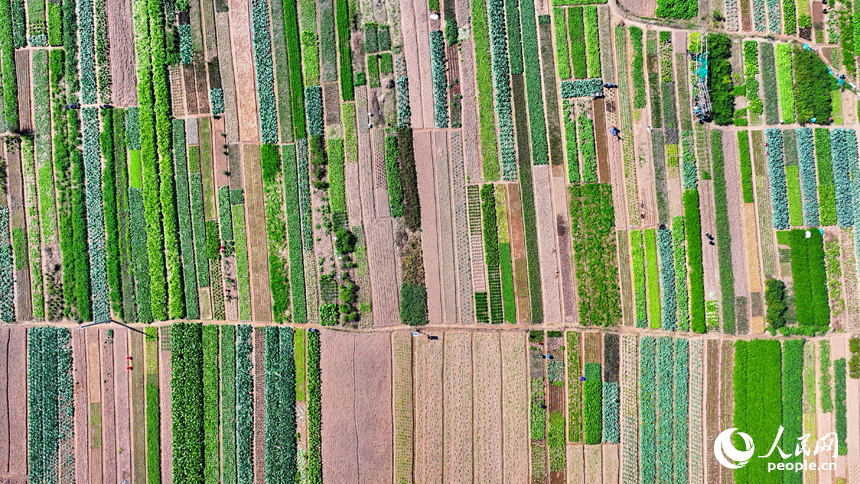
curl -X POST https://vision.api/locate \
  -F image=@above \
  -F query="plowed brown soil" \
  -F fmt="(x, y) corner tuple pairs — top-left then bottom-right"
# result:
(85, 330), (103, 484)
(99, 329), (117, 484)
(321, 331), (359, 482)
(443, 332), (472, 481)
(73, 330), (89, 483)
(242, 144), (273, 321)
(354, 332), (393, 483)
(0, 329), (8, 474)
(474, 332), (503, 480)
(366, 219), (400, 326)
(415, 130), (443, 323)
(414, 330), (444, 482)
(227, 0), (259, 142)
(253, 328), (265, 483)
(107, 0), (137, 106)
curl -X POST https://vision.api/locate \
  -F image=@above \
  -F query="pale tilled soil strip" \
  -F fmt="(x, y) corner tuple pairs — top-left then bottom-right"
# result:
(507, 185), (531, 323)
(99, 330), (118, 484)
(392, 332), (414, 483)
(372, 129), (391, 218)
(214, 12), (240, 142)
(7, 328), (27, 477)
(699, 181), (720, 305)
(689, 339), (705, 483)
(357, 91), (377, 221)
(0, 328), (8, 473)
(468, 185), (487, 293)
(365, 219), (400, 326)
(128, 329), (146, 484)
(450, 131), (474, 322)
(106, 0), (137, 106)
(501, 331), (529, 483)
(159, 329), (173, 484)
(413, 331), (444, 482)
(432, 131), (458, 324)
(602, 445), (619, 484)
(242, 144), (273, 321)
(227, 0), (259, 142)
(743, 204), (765, 332)
(456, 35), (483, 184)
(532, 165), (562, 323)
(584, 445), (603, 483)
(85, 330), (103, 484)
(474, 332), (504, 481)
(415, 130), (444, 323)
(723, 133), (752, 332)
(839, 228), (860, 329)
(719, 340), (734, 484)
(704, 339), (719, 483)
(398, 0), (425, 128)
(195, 60), (211, 114)
(551, 174), (576, 323)
(354, 333), (393, 482)
(619, 335), (638, 482)
(253, 328), (266, 482)
(567, 444), (584, 484)
(171, 65), (188, 117)
(411, 0), (434, 129)
(345, 161), (363, 224)
(321, 331), (359, 482)
(72, 330), (89, 484)
(15, 51), (31, 133)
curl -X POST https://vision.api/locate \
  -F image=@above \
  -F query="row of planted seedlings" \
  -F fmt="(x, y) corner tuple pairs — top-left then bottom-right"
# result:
(168, 324), (319, 482)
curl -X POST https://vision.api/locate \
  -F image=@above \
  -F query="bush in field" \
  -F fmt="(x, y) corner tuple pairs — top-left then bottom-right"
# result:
(656, 0), (696, 18)
(560, 78), (603, 98)
(707, 34), (734, 125)
(429, 31), (448, 128)
(766, 128), (789, 229)
(794, 48), (835, 124)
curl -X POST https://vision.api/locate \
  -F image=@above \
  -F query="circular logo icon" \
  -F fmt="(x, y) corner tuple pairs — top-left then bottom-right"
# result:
(714, 428), (755, 469)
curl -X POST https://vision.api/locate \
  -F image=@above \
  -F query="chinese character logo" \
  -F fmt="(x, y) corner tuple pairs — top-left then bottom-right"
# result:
(714, 428), (756, 469)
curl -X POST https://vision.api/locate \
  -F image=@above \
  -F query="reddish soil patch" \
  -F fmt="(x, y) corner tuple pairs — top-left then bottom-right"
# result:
(99, 330), (117, 484)
(15, 51), (31, 132)
(458, 37), (483, 183)
(356, 90), (376, 220)
(354, 333), (393, 483)
(443, 332), (473, 481)
(195, 60), (211, 113)
(507, 184), (526, 259)
(128, 329), (147, 484)
(321, 331), (359, 482)
(242, 144), (273, 321)
(345, 161), (363, 224)
(413, 330), (444, 481)
(593, 99), (610, 183)
(112, 328), (131, 482)
(366, 219), (400, 326)
(73, 330), (89, 484)
(85, 330), (103, 484)
(226, 0), (259, 142)
(0, 328), (8, 473)
(253, 328), (266, 483)
(158, 332), (172, 484)
(432, 131), (457, 323)
(107, 0), (137, 106)
(323, 82), (341, 126)
(214, 12), (239, 142)
(532, 165), (562, 322)
(415, 130), (443, 323)
(474, 332), (503, 480)
(181, 65), (196, 116)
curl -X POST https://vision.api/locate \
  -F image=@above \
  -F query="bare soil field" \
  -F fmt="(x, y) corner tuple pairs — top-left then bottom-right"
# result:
(457, 37), (483, 184)
(507, 184), (531, 323)
(227, 0), (259, 142)
(99, 329), (117, 484)
(107, 0), (137, 105)
(0, 329), (8, 474)
(346, 161), (363, 224)
(443, 332), (472, 482)
(415, 130), (443, 323)
(584, 445), (603, 483)
(501, 331), (529, 483)
(1, 328), (26, 478)
(366, 218), (400, 326)
(552, 174), (576, 323)
(533, 165), (562, 322)
(85, 330), (103, 484)
(321, 331), (359, 482)
(356, 90), (377, 221)
(392, 331), (414, 483)
(473, 332), (503, 481)
(73, 330), (89, 484)
(398, 0), (425, 128)
(15, 51), (31, 132)
(567, 445), (584, 484)
(617, 0), (656, 17)
(603, 445), (619, 484)
(242, 144), (273, 321)
(413, 330), (443, 483)
(354, 333), (393, 483)
(433, 131), (458, 323)
(722, 133), (751, 327)
(214, 12), (240, 142)
(129, 329), (146, 484)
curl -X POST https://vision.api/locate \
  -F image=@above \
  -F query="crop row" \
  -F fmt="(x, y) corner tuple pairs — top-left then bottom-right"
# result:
(577, 113), (597, 182)
(630, 27), (645, 109)
(743, 41), (762, 116)
(584, 7), (600, 77)
(796, 128), (820, 226)
(644, 229), (660, 328)
(752, 0), (766, 31)
(560, 78), (603, 98)
(265, 327), (298, 480)
(171, 323), (205, 481)
(495, 186), (515, 322)
(520, 0), (549, 165)
(481, 184), (504, 323)
(657, 228), (676, 330)
(631, 230), (647, 327)
(673, 338), (689, 482)
(471, 0), (499, 179)
(850, 337), (860, 378)
(795, 47), (835, 125)
(734, 340), (782, 482)
(835, 357), (847, 455)
(27, 327), (72, 482)
(775, 45), (795, 124)
(261, 145), (291, 322)
(564, 104), (579, 183)
(583, 362), (602, 444)
(429, 31), (448, 128)
(201, 326), (219, 482)
(82, 108), (110, 322)
(815, 128), (836, 225)
(251, 0), (279, 143)
(765, 128), (789, 229)
(335, 0), (353, 101)
(236, 325), (254, 481)
(567, 332), (582, 442)
(711, 131), (736, 334)
(683, 190), (705, 333)
(830, 129), (857, 228)
(486, 0), (517, 178)
(782, 339), (803, 479)
(681, 131), (696, 190)
(568, 7), (586, 79)
(672, 216), (689, 331)
(639, 336), (656, 481)
(78, 0), (97, 103)
(655, 337), (674, 481)
(21, 139), (45, 319)
(173, 119), (200, 319)
(789, 229), (830, 331)
(569, 184), (621, 326)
